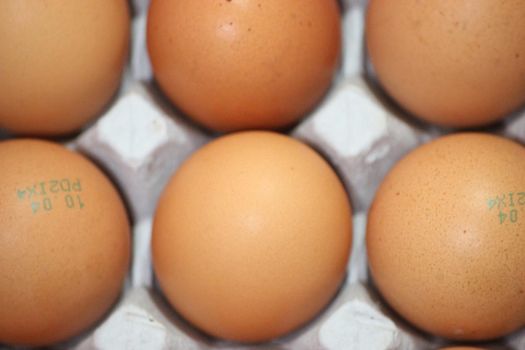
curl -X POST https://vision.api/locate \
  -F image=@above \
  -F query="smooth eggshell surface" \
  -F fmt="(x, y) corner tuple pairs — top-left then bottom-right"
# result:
(0, 0), (130, 135)
(0, 140), (130, 346)
(366, 0), (525, 127)
(367, 133), (525, 340)
(147, 0), (341, 132)
(153, 131), (352, 342)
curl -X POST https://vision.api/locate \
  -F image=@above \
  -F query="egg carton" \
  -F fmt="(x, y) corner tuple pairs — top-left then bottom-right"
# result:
(3, 1), (525, 349)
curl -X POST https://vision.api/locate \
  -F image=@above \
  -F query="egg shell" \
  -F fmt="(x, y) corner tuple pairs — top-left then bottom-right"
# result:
(366, 0), (525, 127)
(367, 133), (525, 340)
(152, 131), (352, 342)
(0, 0), (130, 135)
(147, 0), (341, 132)
(0, 139), (130, 346)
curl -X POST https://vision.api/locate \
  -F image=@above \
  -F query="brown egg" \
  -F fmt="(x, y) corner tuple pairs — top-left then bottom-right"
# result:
(0, 139), (130, 346)
(0, 1), (130, 135)
(367, 133), (525, 340)
(147, 0), (341, 132)
(153, 131), (352, 342)
(366, 0), (525, 128)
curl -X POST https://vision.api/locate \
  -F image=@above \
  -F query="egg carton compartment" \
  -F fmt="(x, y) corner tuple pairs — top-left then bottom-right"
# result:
(2, 1), (525, 350)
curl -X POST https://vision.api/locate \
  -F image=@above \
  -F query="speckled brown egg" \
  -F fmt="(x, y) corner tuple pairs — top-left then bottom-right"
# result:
(367, 133), (525, 340)
(0, 1), (129, 135)
(147, 0), (341, 132)
(153, 131), (352, 342)
(0, 139), (130, 346)
(366, 0), (525, 127)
